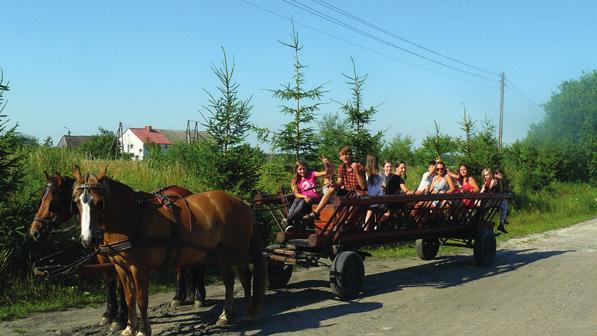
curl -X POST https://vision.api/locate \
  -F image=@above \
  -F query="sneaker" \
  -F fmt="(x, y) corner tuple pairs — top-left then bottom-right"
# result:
(303, 212), (320, 220)
(497, 224), (508, 234)
(284, 225), (294, 233)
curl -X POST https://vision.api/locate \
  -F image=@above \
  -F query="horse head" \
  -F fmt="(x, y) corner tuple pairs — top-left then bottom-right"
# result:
(29, 171), (76, 242)
(73, 165), (108, 248)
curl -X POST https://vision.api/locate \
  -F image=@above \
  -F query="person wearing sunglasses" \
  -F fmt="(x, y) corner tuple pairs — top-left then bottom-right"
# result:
(429, 161), (455, 194)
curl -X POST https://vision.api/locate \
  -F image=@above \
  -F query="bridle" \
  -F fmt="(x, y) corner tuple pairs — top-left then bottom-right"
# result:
(74, 175), (107, 210)
(75, 174), (107, 236)
(33, 180), (74, 235)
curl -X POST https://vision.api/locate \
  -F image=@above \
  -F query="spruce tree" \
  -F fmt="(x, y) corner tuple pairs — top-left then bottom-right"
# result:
(198, 49), (263, 198)
(340, 58), (383, 162)
(271, 24), (325, 161)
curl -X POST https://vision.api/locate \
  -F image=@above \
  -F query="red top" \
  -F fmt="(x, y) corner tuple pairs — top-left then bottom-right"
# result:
(338, 163), (363, 191)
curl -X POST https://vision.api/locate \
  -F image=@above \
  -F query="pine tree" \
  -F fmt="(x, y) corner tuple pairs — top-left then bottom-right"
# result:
(340, 58), (383, 162)
(0, 71), (21, 196)
(201, 48), (252, 153)
(271, 24), (325, 161)
(197, 49), (263, 198)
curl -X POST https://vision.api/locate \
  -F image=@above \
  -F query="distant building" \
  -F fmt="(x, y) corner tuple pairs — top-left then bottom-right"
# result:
(120, 125), (209, 160)
(56, 135), (95, 149)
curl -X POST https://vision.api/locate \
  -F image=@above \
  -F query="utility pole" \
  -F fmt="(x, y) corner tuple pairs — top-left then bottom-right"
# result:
(114, 121), (124, 159)
(186, 120), (199, 143)
(498, 72), (505, 148)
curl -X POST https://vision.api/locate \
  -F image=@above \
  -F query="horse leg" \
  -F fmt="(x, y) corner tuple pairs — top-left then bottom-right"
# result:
(236, 262), (252, 320)
(114, 264), (138, 336)
(170, 267), (185, 308)
(100, 272), (117, 326)
(194, 265), (207, 309)
(111, 278), (128, 331)
(132, 265), (152, 336)
(216, 261), (235, 327)
(184, 266), (196, 305)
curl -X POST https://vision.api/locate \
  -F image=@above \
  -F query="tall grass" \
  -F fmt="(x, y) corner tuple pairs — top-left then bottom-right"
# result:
(22, 147), (206, 192)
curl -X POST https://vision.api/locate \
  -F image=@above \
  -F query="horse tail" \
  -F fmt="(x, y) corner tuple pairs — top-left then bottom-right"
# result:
(250, 228), (266, 317)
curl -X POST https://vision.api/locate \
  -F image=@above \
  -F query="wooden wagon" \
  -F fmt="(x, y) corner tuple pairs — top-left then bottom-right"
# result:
(255, 190), (511, 299)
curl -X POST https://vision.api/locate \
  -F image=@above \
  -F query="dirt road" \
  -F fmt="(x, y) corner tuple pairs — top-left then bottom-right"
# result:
(3, 218), (596, 336)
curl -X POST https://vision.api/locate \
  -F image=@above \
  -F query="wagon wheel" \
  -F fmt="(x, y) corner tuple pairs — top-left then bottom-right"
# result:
(267, 262), (293, 289)
(415, 238), (440, 260)
(473, 228), (496, 266)
(330, 251), (365, 300)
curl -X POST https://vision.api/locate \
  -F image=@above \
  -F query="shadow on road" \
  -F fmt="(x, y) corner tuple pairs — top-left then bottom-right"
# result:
(61, 248), (570, 336)
(364, 248), (572, 295)
(159, 248), (571, 335)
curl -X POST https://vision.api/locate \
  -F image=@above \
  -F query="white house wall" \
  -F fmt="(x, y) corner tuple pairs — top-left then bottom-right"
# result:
(120, 130), (146, 160)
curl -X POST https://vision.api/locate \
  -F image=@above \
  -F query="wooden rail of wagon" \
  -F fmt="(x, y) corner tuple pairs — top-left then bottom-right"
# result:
(257, 190), (511, 300)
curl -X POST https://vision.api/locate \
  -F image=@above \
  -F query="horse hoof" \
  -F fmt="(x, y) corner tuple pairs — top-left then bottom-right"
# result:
(99, 316), (112, 326)
(194, 300), (205, 309)
(169, 299), (183, 308)
(111, 320), (126, 331)
(215, 317), (229, 327)
(136, 329), (151, 336)
(121, 326), (135, 336)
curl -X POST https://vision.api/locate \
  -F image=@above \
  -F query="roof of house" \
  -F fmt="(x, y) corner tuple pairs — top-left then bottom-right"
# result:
(57, 135), (96, 148)
(159, 129), (187, 143)
(128, 126), (171, 145)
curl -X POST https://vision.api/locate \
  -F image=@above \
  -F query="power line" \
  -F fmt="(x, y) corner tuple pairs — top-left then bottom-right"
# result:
(239, 0), (498, 89)
(505, 85), (543, 113)
(311, 0), (499, 77)
(283, 0), (499, 83)
(506, 79), (542, 109)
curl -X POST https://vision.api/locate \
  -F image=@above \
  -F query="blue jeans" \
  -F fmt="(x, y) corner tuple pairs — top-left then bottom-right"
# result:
(287, 198), (312, 224)
(499, 200), (509, 225)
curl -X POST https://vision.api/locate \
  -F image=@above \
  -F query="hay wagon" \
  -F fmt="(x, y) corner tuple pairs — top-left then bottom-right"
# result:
(255, 190), (511, 299)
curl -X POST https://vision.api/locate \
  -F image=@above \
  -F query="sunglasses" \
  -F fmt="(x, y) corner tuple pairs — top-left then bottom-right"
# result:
(436, 168), (445, 171)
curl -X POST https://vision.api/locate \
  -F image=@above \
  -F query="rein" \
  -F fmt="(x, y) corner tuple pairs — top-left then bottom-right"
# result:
(32, 245), (100, 278)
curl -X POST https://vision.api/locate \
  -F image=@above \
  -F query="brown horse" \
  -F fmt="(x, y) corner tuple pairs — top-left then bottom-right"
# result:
(72, 166), (265, 336)
(29, 171), (207, 331)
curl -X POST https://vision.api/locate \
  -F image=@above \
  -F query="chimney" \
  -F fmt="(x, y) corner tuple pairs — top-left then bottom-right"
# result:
(144, 125), (152, 132)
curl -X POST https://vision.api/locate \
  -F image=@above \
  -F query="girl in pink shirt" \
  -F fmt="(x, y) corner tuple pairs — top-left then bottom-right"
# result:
(284, 160), (329, 229)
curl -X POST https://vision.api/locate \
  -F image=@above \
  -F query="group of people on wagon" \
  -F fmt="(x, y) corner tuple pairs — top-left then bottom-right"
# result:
(283, 145), (509, 234)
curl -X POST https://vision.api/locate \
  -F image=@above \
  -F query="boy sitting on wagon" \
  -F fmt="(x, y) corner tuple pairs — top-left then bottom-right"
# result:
(304, 146), (367, 220)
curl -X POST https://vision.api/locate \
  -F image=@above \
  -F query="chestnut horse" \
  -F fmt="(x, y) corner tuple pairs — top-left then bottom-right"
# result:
(72, 166), (265, 336)
(29, 171), (206, 331)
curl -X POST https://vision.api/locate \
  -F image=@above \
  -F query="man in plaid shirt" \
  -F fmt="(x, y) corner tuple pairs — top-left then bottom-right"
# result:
(305, 146), (366, 219)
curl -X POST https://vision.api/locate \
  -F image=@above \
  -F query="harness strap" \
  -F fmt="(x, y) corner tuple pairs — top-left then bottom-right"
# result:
(99, 238), (212, 257)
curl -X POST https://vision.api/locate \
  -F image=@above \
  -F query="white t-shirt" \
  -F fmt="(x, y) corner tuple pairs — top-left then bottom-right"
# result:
(417, 172), (434, 192)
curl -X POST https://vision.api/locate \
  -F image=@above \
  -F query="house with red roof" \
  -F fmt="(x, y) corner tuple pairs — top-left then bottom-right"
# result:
(120, 125), (210, 160)
(120, 126), (173, 160)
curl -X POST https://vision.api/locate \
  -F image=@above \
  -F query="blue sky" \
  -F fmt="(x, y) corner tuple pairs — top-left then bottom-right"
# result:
(2, 1), (596, 148)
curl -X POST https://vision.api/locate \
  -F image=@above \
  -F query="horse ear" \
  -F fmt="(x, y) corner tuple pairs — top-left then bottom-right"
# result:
(44, 171), (50, 181)
(73, 165), (82, 180)
(98, 166), (107, 180)
(55, 171), (63, 186)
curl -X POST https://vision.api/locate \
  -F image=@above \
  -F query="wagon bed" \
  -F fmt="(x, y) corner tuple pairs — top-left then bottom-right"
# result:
(256, 190), (511, 299)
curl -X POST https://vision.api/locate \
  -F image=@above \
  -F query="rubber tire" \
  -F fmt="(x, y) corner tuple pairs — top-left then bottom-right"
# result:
(415, 238), (441, 260)
(267, 262), (293, 289)
(473, 229), (496, 266)
(330, 251), (365, 300)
